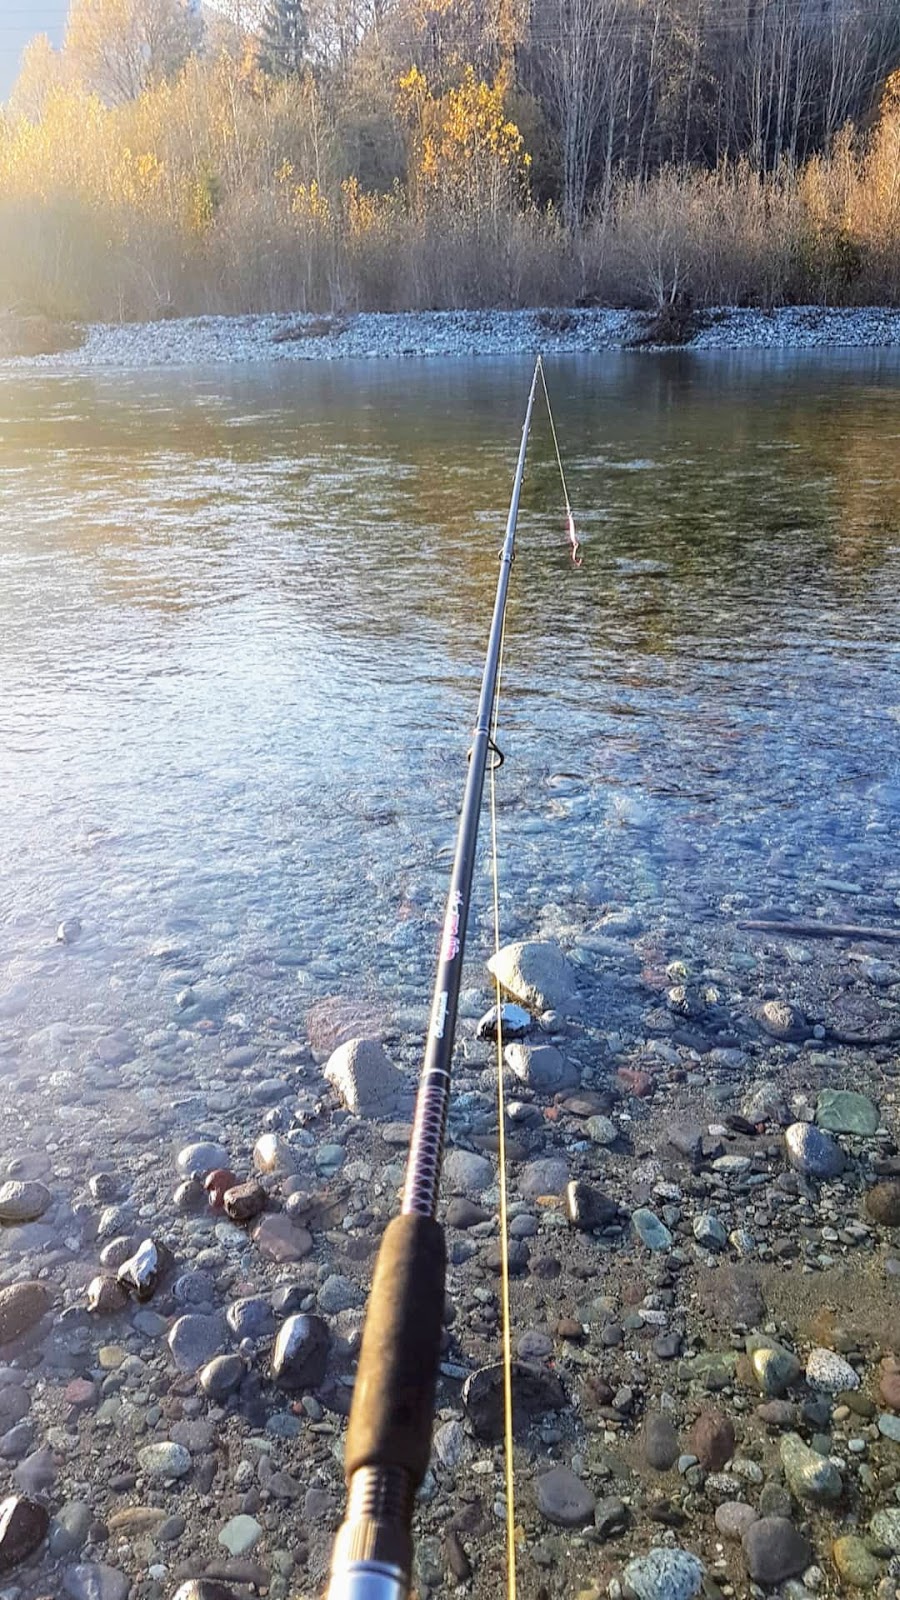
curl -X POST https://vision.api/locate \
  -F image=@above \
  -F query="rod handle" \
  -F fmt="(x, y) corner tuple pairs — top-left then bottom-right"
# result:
(345, 1212), (446, 1483)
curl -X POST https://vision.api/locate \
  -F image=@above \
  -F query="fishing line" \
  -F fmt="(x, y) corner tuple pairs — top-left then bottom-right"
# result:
(537, 354), (582, 565)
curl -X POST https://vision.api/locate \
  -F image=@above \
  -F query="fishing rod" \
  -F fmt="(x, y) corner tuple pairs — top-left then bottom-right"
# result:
(326, 357), (574, 1600)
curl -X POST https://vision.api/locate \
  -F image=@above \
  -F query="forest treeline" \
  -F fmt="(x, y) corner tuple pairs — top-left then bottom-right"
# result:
(2, 0), (900, 321)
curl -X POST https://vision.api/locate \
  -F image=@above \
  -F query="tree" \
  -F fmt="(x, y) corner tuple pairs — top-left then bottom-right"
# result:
(8, 34), (71, 121)
(65, 0), (201, 104)
(258, 0), (310, 77)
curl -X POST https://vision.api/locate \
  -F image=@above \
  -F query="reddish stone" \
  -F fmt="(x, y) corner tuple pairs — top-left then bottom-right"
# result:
(879, 1356), (900, 1412)
(64, 1378), (97, 1408)
(204, 1168), (239, 1210)
(617, 1068), (655, 1098)
(688, 1409), (736, 1470)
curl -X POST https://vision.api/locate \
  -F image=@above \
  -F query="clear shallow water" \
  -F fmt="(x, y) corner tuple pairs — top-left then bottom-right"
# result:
(1, 351), (900, 1093)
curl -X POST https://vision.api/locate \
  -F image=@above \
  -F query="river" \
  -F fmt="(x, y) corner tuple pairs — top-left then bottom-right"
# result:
(1, 348), (900, 1109)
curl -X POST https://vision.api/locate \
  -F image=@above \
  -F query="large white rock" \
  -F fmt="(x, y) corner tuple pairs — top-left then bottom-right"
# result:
(487, 941), (580, 1015)
(323, 1037), (405, 1117)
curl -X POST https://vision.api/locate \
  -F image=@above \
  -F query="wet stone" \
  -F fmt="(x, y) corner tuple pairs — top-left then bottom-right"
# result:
(226, 1297), (274, 1341)
(0, 1182), (51, 1224)
(742, 1517), (811, 1585)
(167, 1313), (228, 1373)
(62, 1562), (130, 1600)
(717, 1268), (766, 1327)
(565, 1180), (621, 1231)
(785, 1122), (845, 1179)
(715, 1501), (758, 1540)
(138, 1441), (191, 1479)
(755, 1000), (811, 1042)
(0, 1494), (49, 1573)
(632, 1208), (673, 1252)
(833, 1535), (884, 1590)
(0, 1281), (51, 1344)
(643, 1413), (680, 1470)
(176, 1142), (229, 1178)
(200, 1355), (245, 1398)
(519, 1157), (569, 1200)
(13, 1446), (56, 1497)
(866, 1183), (900, 1226)
(272, 1314), (330, 1390)
(780, 1432), (842, 1501)
(816, 1089), (879, 1135)
(749, 1338), (802, 1395)
(48, 1501), (92, 1558)
(534, 1465), (595, 1526)
(620, 1546), (704, 1600)
(505, 1042), (579, 1093)
(224, 1181), (266, 1223)
(688, 1410), (735, 1470)
(251, 1213), (313, 1262)
(443, 1149), (494, 1196)
(477, 1003), (532, 1041)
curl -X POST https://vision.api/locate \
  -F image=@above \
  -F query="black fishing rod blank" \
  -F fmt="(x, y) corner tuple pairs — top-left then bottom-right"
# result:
(326, 361), (541, 1600)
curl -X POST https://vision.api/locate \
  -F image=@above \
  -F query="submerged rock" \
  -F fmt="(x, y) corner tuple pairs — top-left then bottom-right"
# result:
(0, 1283), (51, 1344)
(0, 1182), (51, 1224)
(0, 1495), (49, 1573)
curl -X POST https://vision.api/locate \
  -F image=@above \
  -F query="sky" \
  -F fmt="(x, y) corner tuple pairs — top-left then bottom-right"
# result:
(0, 1), (69, 101)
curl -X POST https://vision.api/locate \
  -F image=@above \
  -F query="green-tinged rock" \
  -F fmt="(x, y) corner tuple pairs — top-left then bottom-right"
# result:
(631, 1208), (673, 1252)
(832, 1535), (884, 1589)
(816, 1089), (879, 1136)
(218, 1514), (262, 1556)
(780, 1432), (842, 1502)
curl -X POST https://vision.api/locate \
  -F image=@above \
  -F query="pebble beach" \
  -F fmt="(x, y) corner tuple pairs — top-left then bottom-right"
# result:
(8, 304), (900, 371)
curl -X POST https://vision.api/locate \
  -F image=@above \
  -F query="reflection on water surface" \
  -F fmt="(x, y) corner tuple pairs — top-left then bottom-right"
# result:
(1, 350), (899, 1098)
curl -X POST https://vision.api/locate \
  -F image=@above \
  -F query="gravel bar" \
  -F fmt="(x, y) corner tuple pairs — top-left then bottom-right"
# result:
(6, 304), (900, 371)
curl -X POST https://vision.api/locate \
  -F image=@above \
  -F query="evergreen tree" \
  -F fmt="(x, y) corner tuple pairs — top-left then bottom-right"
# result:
(258, 0), (309, 79)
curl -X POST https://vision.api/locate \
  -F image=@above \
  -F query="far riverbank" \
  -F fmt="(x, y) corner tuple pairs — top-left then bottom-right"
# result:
(4, 304), (900, 372)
